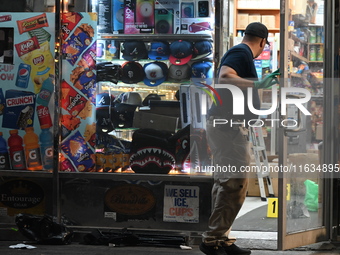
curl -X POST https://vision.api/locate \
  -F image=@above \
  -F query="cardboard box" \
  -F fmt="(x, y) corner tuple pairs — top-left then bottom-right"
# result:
(133, 111), (179, 132)
(237, 13), (249, 29)
(247, 172), (278, 197)
(261, 15), (276, 29)
(248, 14), (261, 23)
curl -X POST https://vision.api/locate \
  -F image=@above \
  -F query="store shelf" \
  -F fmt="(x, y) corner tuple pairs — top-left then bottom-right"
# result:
(291, 52), (309, 63)
(0, 170), (52, 178)
(237, 8), (280, 11)
(291, 73), (303, 78)
(58, 172), (213, 182)
(234, 1), (280, 36)
(98, 34), (213, 41)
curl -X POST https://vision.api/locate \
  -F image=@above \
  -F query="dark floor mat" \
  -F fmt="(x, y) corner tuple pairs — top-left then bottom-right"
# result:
(233, 204), (321, 232)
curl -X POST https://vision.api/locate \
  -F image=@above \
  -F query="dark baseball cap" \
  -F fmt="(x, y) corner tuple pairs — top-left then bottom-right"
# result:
(244, 22), (270, 45)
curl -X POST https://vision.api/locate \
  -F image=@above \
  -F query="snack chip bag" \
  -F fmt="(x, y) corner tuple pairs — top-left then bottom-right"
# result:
(70, 67), (96, 104)
(61, 131), (95, 172)
(62, 23), (95, 66)
(62, 12), (83, 41)
(77, 43), (96, 70)
(61, 113), (81, 139)
(61, 80), (87, 117)
(18, 40), (55, 94)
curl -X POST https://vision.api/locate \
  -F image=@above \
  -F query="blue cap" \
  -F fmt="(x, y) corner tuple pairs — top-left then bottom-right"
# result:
(191, 61), (213, 85)
(192, 40), (213, 60)
(148, 41), (170, 60)
(143, 61), (168, 86)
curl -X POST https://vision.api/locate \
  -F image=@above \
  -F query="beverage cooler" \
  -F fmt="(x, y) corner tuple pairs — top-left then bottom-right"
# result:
(0, 0), (222, 239)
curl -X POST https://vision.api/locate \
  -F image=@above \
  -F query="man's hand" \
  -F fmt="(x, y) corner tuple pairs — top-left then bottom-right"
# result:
(254, 69), (280, 89)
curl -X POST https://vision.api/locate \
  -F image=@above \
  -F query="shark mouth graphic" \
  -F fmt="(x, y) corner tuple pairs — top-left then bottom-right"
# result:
(130, 147), (176, 172)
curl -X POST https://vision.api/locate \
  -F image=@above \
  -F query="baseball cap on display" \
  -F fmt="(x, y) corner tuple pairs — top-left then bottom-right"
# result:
(96, 93), (115, 108)
(191, 61), (213, 85)
(244, 22), (270, 45)
(192, 40), (213, 60)
(143, 61), (168, 86)
(121, 41), (148, 61)
(121, 61), (145, 84)
(114, 92), (142, 106)
(142, 93), (162, 106)
(168, 64), (191, 82)
(169, 40), (193, 65)
(148, 41), (170, 60)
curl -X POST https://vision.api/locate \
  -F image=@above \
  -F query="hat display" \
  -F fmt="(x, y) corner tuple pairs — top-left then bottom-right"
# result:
(148, 41), (170, 60)
(121, 61), (145, 84)
(191, 61), (213, 85)
(169, 40), (193, 65)
(121, 41), (148, 61)
(244, 22), (270, 45)
(168, 64), (191, 82)
(112, 92), (142, 128)
(114, 92), (142, 106)
(143, 61), (168, 86)
(192, 40), (213, 60)
(112, 104), (137, 128)
(96, 62), (122, 84)
(96, 93), (115, 108)
(142, 93), (162, 106)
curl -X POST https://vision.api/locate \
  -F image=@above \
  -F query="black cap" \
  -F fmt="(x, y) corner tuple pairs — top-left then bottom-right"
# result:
(244, 22), (270, 45)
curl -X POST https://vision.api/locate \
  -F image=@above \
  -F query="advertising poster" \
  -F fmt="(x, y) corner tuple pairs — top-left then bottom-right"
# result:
(60, 12), (97, 172)
(0, 13), (55, 171)
(163, 185), (199, 223)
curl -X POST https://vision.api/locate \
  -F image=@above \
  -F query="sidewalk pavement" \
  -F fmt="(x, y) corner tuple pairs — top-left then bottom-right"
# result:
(0, 241), (339, 255)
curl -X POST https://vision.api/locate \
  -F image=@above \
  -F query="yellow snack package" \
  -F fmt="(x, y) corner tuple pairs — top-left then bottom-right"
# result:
(20, 41), (55, 94)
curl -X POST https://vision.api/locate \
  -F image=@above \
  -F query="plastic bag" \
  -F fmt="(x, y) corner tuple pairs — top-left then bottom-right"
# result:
(304, 179), (319, 212)
(15, 213), (74, 244)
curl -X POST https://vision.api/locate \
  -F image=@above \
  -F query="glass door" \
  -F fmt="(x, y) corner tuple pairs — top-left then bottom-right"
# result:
(278, 0), (331, 250)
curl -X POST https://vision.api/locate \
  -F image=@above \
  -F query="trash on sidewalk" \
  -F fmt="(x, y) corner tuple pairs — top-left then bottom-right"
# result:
(15, 213), (74, 245)
(9, 243), (37, 249)
(83, 228), (187, 248)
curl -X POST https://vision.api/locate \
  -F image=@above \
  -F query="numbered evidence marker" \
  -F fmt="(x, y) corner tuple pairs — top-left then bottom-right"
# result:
(286, 184), (291, 201)
(267, 197), (278, 218)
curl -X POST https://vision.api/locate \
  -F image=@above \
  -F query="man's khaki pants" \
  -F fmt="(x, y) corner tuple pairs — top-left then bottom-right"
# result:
(203, 121), (250, 246)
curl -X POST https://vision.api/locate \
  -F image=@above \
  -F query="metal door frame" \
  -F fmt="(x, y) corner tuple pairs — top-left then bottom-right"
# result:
(278, 0), (334, 250)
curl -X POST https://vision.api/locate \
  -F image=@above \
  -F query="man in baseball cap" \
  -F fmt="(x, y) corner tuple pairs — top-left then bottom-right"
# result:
(244, 22), (270, 45)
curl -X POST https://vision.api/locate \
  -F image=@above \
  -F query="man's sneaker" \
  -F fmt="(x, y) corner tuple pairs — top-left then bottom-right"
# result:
(223, 243), (251, 255)
(199, 242), (227, 255)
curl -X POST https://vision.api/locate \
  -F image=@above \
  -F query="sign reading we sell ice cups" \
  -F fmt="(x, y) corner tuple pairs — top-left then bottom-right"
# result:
(163, 185), (199, 223)
(0, 13), (55, 171)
